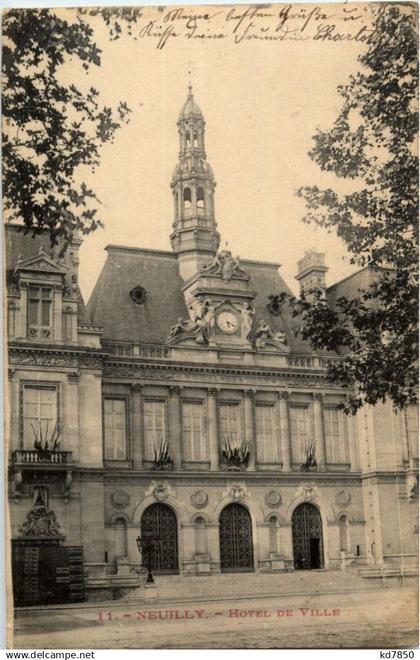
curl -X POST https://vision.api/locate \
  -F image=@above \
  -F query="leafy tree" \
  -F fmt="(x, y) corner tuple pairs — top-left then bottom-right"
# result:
(285, 4), (418, 412)
(2, 8), (131, 246)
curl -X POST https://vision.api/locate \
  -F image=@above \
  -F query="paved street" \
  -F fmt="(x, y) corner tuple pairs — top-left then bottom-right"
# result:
(12, 585), (418, 649)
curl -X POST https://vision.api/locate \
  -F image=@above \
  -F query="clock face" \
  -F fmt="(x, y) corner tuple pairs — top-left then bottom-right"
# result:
(217, 311), (238, 334)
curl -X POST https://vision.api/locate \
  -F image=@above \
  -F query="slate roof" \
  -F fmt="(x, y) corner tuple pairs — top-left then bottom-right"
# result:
(87, 245), (317, 354)
(5, 223), (90, 324)
(326, 267), (376, 307)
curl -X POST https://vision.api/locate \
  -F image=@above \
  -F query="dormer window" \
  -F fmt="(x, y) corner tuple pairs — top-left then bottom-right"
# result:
(28, 286), (52, 338)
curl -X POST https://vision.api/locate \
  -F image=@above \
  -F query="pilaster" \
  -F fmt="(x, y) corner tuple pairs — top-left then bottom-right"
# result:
(244, 390), (256, 470)
(169, 386), (182, 469)
(278, 391), (291, 471)
(313, 393), (326, 470)
(207, 388), (219, 470)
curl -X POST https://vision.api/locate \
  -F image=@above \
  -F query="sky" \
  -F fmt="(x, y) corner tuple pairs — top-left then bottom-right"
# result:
(54, 4), (373, 301)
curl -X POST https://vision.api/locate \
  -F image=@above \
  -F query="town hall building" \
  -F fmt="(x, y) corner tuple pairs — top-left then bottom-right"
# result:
(6, 88), (418, 604)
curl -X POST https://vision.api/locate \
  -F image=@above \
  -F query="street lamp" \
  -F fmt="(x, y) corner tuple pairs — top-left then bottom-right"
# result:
(136, 532), (155, 584)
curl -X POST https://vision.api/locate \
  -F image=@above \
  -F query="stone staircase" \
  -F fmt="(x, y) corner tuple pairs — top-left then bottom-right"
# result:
(124, 569), (379, 604)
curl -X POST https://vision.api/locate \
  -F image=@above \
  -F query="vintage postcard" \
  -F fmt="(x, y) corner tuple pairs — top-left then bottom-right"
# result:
(3, 1), (418, 650)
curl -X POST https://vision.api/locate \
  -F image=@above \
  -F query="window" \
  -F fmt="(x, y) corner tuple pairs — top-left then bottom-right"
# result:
(143, 400), (166, 461)
(290, 405), (311, 464)
(23, 385), (57, 448)
(324, 407), (347, 464)
(186, 130), (191, 147)
(219, 403), (240, 449)
(197, 187), (205, 210)
(183, 402), (208, 461)
(183, 187), (192, 209)
(104, 398), (127, 460)
(28, 286), (52, 333)
(193, 131), (199, 148)
(256, 404), (279, 463)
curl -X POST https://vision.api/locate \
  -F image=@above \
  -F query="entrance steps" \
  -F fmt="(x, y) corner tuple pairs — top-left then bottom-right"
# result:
(124, 569), (378, 604)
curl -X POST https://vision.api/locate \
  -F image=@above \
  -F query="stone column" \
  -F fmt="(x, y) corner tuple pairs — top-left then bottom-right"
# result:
(278, 391), (291, 471)
(64, 372), (80, 462)
(53, 285), (62, 340)
(8, 369), (19, 453)
(169, 386), (182, 469)
(347, 411), (359, 471)
(17, 284), (28, 338)
(131, 384), (143, 468)
(313, 393), (326, 470)
(207, 388), (219, 470)
(244, 390), (256, 470)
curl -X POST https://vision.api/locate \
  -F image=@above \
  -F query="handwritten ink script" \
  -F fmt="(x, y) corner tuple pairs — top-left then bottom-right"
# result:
(118, 4), (380, 49)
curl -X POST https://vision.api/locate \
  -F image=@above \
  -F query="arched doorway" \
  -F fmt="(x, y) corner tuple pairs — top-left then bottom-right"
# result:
(140, 503), (179, 574)
(292, 503), (324, 570)
(219, 503), (254, 572)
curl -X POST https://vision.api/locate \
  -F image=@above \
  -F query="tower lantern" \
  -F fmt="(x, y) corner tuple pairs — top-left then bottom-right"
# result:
(170, 86), (220, 280)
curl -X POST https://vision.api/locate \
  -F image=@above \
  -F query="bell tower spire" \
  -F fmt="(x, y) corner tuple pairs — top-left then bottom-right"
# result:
(170, 86), (220, 281)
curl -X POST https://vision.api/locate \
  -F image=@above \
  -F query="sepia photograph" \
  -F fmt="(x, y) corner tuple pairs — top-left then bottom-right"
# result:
(2, 1), (418, 650)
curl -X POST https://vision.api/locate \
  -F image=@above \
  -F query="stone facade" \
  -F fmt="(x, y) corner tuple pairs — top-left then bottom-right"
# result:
(6, 89), (418, 601)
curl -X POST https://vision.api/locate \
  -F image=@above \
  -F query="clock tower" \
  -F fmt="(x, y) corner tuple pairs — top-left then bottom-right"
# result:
(170, 86), (220, 281)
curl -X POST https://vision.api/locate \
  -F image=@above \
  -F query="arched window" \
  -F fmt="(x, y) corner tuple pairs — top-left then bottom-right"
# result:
(195, 516), (207, 555)
(339, 514), (349, 552)
(183, 188), (192, 209)
(186, 131), (191, 148)
(193, 131), (199, 148)
(114, 517), (128, 558)
(269, 515), (278, 554)
(197, 187), (205, 210)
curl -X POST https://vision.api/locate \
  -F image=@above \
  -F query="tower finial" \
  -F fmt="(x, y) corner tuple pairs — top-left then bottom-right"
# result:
(187, 67), (193, 96)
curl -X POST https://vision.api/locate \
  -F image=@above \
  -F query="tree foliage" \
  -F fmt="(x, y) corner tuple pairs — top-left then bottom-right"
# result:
(2, 9), (131, 246)
(287, 4), (418, 412)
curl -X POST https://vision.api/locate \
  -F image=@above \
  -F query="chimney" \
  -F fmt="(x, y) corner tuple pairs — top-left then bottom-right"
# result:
(296, 249), (328, 297)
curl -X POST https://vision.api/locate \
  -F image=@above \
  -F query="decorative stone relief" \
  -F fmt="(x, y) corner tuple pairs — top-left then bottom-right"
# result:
(223, 482), (248, 502)
(19, 505), (64, 538)
(191, 490), (209, 509)
(131, 383), (143, 394)
(145, 480), (175, 502)
(335, 490), (351, 507)
(265, 491), (282, 508)
(111, 490), (130, 509)
(296, 483), (318, 502)
(9, 349), (102, 369)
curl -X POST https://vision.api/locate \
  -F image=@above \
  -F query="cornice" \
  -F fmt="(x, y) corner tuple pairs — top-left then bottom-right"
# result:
(8, 343), (348, 391)
(102, 359), (347, 390)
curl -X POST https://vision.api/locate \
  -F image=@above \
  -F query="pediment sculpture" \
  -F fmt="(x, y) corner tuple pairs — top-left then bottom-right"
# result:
(167, 298), (218, 345)
(254, 319), (288, 350)
(201, 250), (248, 282)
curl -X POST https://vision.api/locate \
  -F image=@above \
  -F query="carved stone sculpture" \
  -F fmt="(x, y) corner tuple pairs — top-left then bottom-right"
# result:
(201, 249), (241, 282)
(241, 303), (255, 341)
(254, 320), (288, 349)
